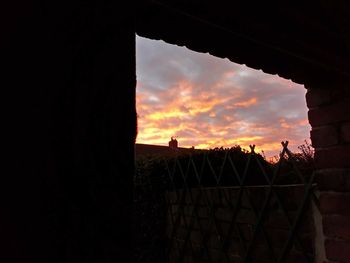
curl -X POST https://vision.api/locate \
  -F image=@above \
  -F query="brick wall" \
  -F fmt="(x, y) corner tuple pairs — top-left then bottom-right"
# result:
(306, 84), (350, 263)
(166, 186), (316, 262)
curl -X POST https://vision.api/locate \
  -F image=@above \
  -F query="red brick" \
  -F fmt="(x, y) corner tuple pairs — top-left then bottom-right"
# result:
(311, 126), (338, 148)
(314, 145), (350, 169)
(306, 89), (331, 108)
(341, 122), (350, 143)
(308, 98), (350, 127)
(316, 169), (350, 191)
(323, 215), (350, 240)
(325, 239), (350, 262)
(319, 193), (350, 215)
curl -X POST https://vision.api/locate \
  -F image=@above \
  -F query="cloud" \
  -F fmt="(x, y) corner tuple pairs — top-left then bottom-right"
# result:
(136, 36), (311, 157)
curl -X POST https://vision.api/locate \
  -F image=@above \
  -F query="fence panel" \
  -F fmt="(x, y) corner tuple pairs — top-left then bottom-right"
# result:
(134, 141), (319, 263)
(164, 142), (318, 263)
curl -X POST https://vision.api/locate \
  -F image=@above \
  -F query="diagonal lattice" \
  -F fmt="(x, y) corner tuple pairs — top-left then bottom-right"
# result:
(164, 142), (318, 263)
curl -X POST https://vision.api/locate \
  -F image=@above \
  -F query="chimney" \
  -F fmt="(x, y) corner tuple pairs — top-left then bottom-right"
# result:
(169, 137), (178, 149)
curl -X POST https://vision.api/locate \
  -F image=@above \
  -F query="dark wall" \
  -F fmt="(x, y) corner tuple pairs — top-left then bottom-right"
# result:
(2, 1), (136, 262)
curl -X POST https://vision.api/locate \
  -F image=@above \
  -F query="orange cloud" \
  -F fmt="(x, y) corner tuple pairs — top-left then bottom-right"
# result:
(148, 110), (187, 120)
(233, 97), (258, 107)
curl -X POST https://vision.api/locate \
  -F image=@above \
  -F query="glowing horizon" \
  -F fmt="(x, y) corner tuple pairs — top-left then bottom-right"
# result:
(136, 36), (311, 158)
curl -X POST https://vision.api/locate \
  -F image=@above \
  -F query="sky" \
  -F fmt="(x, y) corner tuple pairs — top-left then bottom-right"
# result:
(135, 36), (311, 158)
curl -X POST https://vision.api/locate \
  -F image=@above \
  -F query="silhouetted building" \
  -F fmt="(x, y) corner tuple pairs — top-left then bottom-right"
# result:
(135, 138), (201, 158)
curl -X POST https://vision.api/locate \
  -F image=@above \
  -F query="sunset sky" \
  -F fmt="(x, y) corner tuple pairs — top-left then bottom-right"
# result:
(135, 36), (311, 158)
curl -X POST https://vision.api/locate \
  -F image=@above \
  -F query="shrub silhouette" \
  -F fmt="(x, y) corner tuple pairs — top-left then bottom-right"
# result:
(135, 146), (272, 190)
